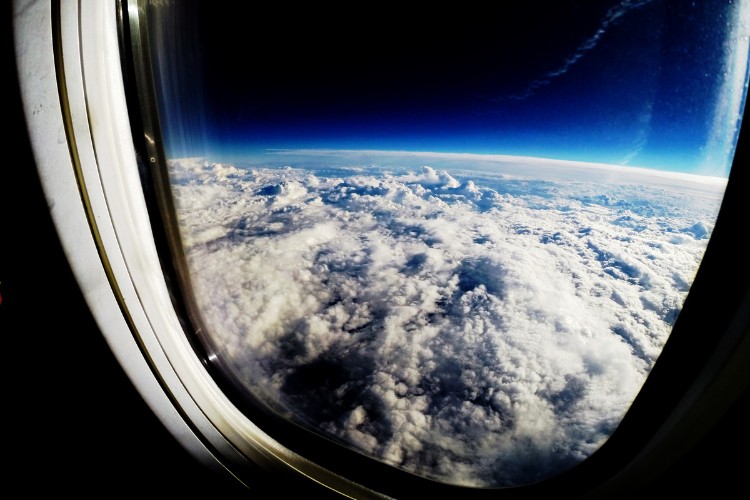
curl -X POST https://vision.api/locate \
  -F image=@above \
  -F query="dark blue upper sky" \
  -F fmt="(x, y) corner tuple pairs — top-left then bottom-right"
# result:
(152, 0), (749, 176)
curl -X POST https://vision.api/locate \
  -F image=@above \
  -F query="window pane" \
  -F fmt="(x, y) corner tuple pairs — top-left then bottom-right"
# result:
(144, 0), (749, 488)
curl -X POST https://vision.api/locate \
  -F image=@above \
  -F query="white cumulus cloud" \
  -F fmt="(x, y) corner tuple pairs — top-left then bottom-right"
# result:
(168, 155), (724, 487)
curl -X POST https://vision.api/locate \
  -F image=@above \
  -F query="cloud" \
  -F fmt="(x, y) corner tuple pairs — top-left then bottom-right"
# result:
(505, 0), (655, 101)
(168, 155), (723, 487)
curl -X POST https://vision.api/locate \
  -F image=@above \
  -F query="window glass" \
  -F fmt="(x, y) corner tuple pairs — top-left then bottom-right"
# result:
(144, 0), (749, 488)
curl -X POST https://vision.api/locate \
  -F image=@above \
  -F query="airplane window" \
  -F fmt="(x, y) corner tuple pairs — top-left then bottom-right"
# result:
(126, 0), (749, 491)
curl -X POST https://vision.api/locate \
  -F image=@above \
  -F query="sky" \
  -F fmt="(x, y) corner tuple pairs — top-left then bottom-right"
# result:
(168, 155), (725, 487)
(151, 0), (750, 176)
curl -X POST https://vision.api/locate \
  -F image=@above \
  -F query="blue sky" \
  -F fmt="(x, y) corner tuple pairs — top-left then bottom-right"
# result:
(155, 0), (749, 177)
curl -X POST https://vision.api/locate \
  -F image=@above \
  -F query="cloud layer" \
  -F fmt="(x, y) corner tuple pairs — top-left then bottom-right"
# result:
(169, 157), (723, 487)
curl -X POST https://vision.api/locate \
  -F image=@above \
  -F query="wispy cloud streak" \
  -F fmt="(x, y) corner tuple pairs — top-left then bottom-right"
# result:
(504, 0), (654, 101)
